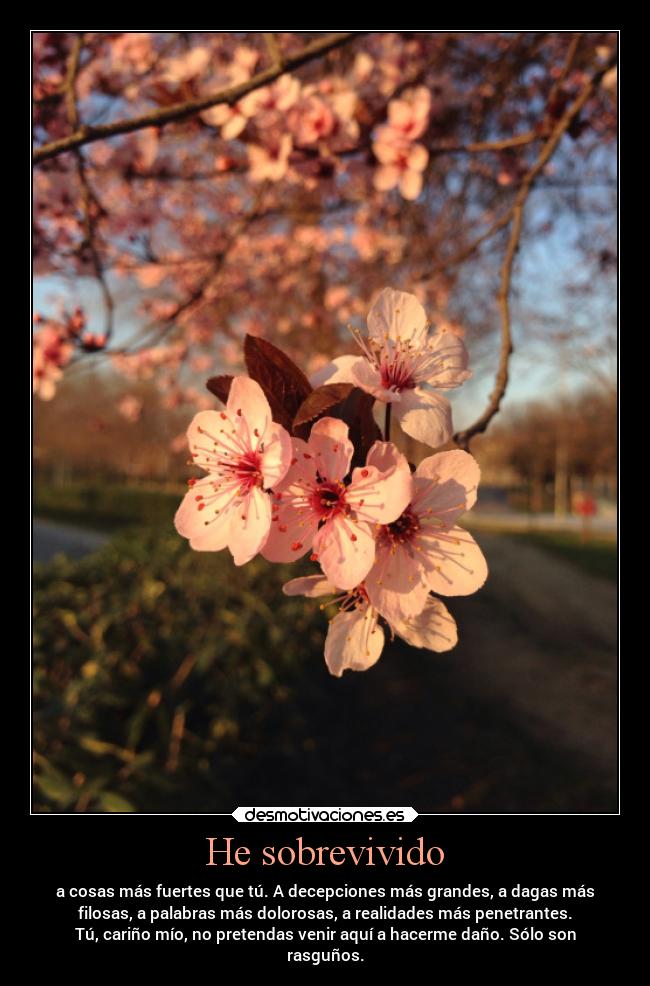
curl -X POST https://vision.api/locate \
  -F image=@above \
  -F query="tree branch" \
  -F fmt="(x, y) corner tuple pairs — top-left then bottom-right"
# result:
(63, 34), (115, 341)
(454, 47), (617, 450)
(33, 32), (363, 164)
(104, 190), (267, 359)
(264, 32), (284, 70)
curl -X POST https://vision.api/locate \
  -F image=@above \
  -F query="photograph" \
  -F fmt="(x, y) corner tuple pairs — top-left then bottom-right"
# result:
(33, 30), (618, 816)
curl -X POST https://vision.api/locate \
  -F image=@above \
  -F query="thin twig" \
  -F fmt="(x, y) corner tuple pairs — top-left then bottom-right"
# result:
(264, 33), (284, 70)
(63, 34), (115, 341)
(431, 131), (543, 157)
(430, 207), (515, 276)
(454, 47), (617, 450)
(384, 402), (392, 442)
(34, 32), (363, 164)
(103, 190), (267, 359)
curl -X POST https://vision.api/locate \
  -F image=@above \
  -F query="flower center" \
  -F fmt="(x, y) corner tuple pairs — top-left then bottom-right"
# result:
(234, 450), (263, 490)
(379, 508), (420, 547)
(311, 480), (347, 520)
(379, 353), (416, 391)
(324, 583), (370, 614)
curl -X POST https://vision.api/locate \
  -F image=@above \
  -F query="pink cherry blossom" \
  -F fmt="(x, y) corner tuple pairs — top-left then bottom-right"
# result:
(112, 342), (186, 381)
(312, 288), (471, 449)
(283, 575), (457, 677)
(202, 102), (248, 140)
(385, 86), (431, 141)
(33, 324), (73, 401)
(239, 74), (300, 117)
(174, 376), (292, 565)
(362, 444), (488, 622)
(289, 93), (336, 145)
(161, 46), (211, 84)
(232, 45), (259, 76)
(262, 419), (412, 590)
(247, 134), (293, 183)
(373, 136), (429, 200)
(203, 75), (299, 139)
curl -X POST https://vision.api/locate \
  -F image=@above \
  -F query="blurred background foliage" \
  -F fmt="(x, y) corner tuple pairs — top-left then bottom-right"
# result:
(34, 530), (322, 813)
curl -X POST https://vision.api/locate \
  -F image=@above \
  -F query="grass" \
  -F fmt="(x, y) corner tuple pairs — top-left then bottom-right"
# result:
(34, 481), (183, 534)
(508, 529), (617, 584)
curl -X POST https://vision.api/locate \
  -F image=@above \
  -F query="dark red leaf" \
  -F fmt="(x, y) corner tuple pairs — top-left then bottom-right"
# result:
(293, 383), (355, 435)
(205, 374), (233, 404)
(244, 334), (312, 430)
(294, 384), (381, 470)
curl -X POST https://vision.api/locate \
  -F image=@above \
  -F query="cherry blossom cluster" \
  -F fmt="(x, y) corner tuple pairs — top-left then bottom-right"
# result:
(203, 69), (428, 194)
(175, 288), (487, 676)
(32, 308), (105, 401)
(372, 86), (431, 201)
(33, 34), (616, 417)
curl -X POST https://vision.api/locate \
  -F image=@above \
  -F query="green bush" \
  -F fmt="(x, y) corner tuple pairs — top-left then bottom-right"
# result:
(33, 529), (323, 813)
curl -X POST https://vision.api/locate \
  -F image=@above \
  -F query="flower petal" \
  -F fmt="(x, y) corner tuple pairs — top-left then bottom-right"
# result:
(310, 355), (364, 388)
(261, 422), (293, 489)
(394, 387), (453, 449)
(350, 359), (399, 402)
(426, 331), (472, 389)
(324, 607), (384, 677)
(186, 410), (234, 472)
(407, 143), (429, 171)
(229, 486), (272, 566)
(313, 515), (375, 590)
(367, 288), (428, 346)
(347, 459), (412, 525)
(262, 513), (315, 563)
(394, 596), (458, 652)
(221, 113), (247, 140)
(175, 481), (236, 552)
(226, 375), (272, 439)
(309, 417), (353, 482)
(261, 438), (318, 563)
(373, 164), (400, 191)
(399, 169), (423, 201)
(282, 575), (337, 598)
(415, 450), (480, 515)
(419, 526), (488, 597)
(365, 544), (431, 622)
(365, 440), (412, 475)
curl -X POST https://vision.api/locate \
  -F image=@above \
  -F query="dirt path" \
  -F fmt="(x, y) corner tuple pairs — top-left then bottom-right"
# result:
(232, 533), (617, 813)
(451, 534), (617, 781)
